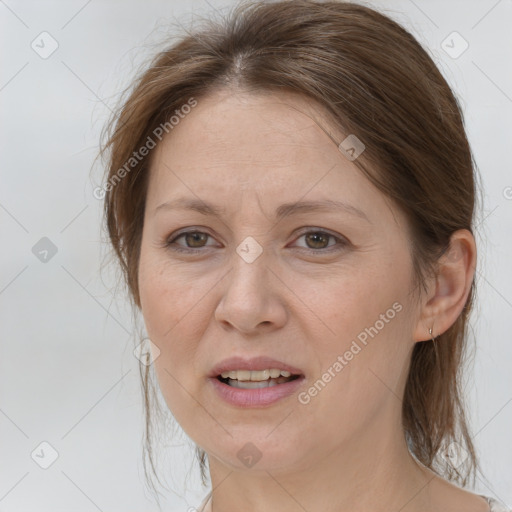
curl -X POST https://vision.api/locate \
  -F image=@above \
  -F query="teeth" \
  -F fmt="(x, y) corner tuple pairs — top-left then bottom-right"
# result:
(228, 379), (279, 389)
(220, 369), (293, 381)
(227, 376), (292, 389)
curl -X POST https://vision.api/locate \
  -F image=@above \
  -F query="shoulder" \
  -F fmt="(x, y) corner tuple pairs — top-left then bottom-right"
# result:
(193, 489), (511, 512)
(419, 471), (507, 512)
(196, 492), (212, 512)
(482, 496), (512, 512)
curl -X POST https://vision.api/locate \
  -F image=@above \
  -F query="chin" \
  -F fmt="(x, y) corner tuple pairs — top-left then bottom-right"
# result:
(201, 428), (310, 473)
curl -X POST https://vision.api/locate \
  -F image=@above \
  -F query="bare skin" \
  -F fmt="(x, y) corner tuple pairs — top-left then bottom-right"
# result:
(138, 88), (485, 512)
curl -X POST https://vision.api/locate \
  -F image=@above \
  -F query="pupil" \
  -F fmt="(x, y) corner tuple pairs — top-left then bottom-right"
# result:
(307, 232), (328, 249)
(186, 232), (207, 247)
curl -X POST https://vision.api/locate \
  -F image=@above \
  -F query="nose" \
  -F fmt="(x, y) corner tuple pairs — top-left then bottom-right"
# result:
(214, 250), (288, 335)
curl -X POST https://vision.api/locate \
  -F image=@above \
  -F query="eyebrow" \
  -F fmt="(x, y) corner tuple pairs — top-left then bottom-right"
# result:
(153, 197), (370, 223)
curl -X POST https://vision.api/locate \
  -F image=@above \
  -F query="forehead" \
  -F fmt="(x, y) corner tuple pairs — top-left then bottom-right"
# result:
(158, 89), (339, 168)
(146, 89), (400, 229)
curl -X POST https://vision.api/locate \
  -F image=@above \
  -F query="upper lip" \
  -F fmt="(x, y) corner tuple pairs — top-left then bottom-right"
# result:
(209, 356), (304, 377)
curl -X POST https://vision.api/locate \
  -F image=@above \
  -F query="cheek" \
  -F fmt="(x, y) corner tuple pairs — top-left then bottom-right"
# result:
(298, 261), (408, 352)
(298, 260), (412, 413)
(138, 250), (208, 341)
(138, 250), (215, 405)
(138, 265), (203, 426)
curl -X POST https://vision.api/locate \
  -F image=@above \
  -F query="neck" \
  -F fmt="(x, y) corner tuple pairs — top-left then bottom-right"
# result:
(206, 408), (434, 512)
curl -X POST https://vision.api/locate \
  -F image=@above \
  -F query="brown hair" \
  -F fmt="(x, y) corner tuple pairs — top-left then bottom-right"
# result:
(99, 0), (481, 495)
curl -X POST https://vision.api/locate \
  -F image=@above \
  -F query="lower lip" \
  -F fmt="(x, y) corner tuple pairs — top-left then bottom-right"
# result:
(209, 376), (305, 407)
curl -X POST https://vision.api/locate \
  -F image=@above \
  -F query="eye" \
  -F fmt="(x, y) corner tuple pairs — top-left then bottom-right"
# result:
(164, 228), (348, 254)
(166, 230), (218, 252)
(291, 229), (348, 252)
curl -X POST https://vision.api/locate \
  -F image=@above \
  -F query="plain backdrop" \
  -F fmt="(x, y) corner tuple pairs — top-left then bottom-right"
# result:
(1, 0), (511, 510)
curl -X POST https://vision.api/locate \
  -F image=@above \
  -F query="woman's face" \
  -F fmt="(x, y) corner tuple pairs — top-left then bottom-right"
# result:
(138, 89), (422, 473)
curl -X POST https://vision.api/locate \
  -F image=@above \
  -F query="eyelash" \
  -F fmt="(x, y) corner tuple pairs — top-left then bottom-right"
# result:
(164, 228), (348, 254)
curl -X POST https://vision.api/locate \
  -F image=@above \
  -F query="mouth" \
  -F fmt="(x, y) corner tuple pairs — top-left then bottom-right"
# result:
(209, 358), (305, 407)
(216, 369), (302, 389)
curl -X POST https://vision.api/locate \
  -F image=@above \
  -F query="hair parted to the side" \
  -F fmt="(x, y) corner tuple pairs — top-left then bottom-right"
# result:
(99, 0), (482, 496)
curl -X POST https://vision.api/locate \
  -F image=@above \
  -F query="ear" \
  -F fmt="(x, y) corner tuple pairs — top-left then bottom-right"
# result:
(413, 229), (477, 342)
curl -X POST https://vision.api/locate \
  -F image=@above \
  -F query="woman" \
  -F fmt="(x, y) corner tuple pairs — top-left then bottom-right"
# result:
(99, 1), (510, 511)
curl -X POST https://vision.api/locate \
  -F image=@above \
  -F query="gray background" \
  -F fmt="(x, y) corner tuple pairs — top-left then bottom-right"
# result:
(1, 0), (511, 510)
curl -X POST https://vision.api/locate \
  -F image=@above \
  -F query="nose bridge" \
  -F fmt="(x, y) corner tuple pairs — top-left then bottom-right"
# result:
(214, 236), (286, 332)
(228, 235), (269, 299)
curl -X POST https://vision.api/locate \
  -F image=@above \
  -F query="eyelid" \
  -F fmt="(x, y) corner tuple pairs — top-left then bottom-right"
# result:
(165, 227), (350, 254)
(166, 228), (220, 250)
(291, 228), (348, 251)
